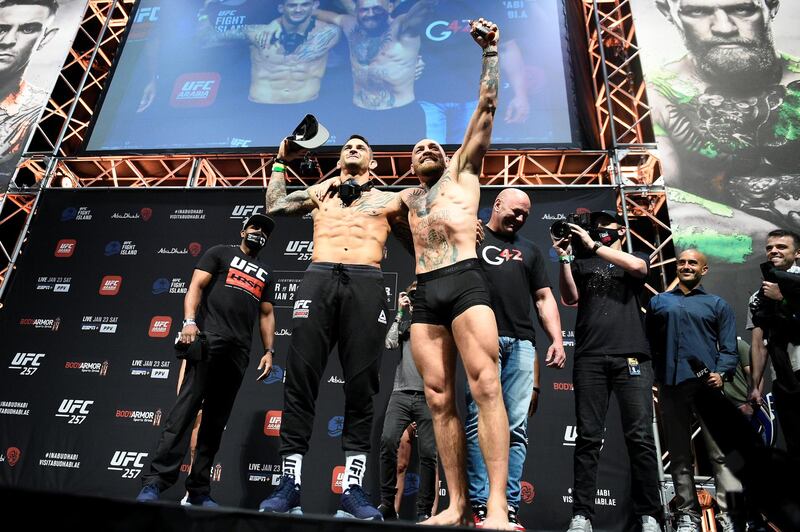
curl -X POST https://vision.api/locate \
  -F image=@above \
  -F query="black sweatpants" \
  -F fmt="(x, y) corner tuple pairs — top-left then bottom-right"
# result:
(280, 262), (388, 455)
(142, 332), (248, 495)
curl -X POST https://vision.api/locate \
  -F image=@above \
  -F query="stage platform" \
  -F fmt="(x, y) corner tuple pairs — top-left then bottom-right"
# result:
(0, 486), (465, 532)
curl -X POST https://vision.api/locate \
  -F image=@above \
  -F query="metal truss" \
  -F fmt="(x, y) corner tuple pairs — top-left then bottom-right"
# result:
(3, 0), (673, 290)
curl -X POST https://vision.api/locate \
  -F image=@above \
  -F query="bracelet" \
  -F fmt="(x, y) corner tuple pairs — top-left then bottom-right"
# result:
(533, 387), (541, 393)
(274, 157), (288, 165)
(272, 163), (285, 173)
(559, 255), (574, 264)
(483, 50), (498, 57)
(182, 318), (196, 327)
(591, 241), (602, 254)
(197, 13), (209, 22)
(264, 348), (275, 354)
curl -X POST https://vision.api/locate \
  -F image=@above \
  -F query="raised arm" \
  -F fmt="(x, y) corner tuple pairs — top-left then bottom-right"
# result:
(455, 18), (499, 178)
(396, 0), (438, 35)
(265, 139), (319, 216)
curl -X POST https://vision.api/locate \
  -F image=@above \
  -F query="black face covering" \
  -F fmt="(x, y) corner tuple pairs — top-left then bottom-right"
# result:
(336, 179), (374, 206)
(590, 227), (619, 247)
(245, 232), (267, 252)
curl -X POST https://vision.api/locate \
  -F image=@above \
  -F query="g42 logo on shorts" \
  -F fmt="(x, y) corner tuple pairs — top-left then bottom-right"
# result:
(108, 451), (148, 479)
(55, 399), (93, 425)
(481, 246), (523, 266)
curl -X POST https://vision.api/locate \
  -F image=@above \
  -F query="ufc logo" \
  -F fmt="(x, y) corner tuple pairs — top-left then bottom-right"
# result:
(11, 353), (44, 366)
(563, 426), (577, 446)
(230, 257), (267, 281)
(286, 241), (313, 253)
(135, 6), (159, 23)
(110, 451), (148, 469)
(232, 205), (263, 218)
(58, 399), (93, 415)
(294, 300), (311, 310)
(181, 80), (215, 92)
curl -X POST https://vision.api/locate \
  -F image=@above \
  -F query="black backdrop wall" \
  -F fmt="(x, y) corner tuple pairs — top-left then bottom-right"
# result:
(0, 187), (636, 531)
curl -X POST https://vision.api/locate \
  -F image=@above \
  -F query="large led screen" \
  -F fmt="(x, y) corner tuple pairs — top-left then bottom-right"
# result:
(85, 0), (579, 152)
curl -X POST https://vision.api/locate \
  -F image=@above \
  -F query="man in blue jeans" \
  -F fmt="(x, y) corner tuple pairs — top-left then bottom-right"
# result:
(469, 188), (566, 530)
(555, 211), (662, 532)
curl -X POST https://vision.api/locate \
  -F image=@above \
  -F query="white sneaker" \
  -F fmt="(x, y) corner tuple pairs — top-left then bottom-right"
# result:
(675, 514), (700, 532)
(717, 512), (735, 532)
(641, 515), (662, 532)
(566, 515), (592, 532)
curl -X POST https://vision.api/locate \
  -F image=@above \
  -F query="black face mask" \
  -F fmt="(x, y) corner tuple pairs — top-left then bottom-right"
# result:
(590, 227), (619, 247)
(245, 232), (267, 252)
(337, 179), (374, 206)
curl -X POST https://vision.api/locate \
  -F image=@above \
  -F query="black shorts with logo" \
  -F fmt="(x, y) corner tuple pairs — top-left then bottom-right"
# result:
(412, 259), (492, 326)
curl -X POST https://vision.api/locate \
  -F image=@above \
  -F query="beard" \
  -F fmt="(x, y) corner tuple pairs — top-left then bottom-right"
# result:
(687, 32), (780, 91)
(358, 13), (390, 36)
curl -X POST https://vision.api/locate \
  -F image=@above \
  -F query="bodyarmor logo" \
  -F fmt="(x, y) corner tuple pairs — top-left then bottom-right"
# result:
(9, 352), (45, 375)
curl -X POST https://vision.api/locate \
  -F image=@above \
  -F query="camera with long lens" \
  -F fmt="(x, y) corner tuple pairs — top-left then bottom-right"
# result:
(550, 212), (592, 247)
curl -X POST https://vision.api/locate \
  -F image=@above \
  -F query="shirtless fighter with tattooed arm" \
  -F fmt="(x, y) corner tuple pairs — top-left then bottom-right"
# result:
(399, 19), (513, 530)
(258, 135), (412, 519)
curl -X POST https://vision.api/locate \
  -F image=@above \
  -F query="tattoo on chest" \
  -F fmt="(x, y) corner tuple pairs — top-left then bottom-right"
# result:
(405, 173), (451, 217)
(352, 29), (391, 65)
(293, 27), (338, 61)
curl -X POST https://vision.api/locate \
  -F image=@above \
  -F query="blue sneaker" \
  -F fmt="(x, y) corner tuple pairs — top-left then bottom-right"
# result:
(259, 475), (303, 514)
(136, 484), (160, 502)
(183, 494), (219, 508)
(335, 485), (383, 520)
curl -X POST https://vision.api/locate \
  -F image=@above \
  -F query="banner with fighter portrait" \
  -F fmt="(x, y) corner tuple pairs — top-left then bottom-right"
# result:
(630, 0), (800, 328)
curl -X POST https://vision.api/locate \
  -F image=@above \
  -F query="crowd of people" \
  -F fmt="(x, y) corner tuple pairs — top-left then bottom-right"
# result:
(129, 14), (799, 532)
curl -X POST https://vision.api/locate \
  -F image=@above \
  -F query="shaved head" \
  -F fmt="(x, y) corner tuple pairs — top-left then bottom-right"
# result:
(678, 248), (708, 266)
(488, 188), (531, 235)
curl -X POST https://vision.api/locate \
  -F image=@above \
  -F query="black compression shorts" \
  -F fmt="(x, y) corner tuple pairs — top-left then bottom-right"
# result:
(412, 259), (492, 326)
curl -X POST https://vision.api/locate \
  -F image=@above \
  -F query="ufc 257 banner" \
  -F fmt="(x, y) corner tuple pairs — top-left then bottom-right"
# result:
(0, 187), (634, 531)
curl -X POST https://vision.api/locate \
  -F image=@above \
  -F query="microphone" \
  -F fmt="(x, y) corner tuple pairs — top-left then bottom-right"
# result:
(688, 358), (710, 381)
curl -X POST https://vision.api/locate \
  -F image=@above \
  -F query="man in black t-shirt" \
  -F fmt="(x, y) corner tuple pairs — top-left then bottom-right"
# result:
(136, 213), (277, 507)
(554, 211), (662, 532)
(471, 188), (565, 530)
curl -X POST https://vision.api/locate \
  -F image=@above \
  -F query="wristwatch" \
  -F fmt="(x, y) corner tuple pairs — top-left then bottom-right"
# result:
(591, 241), (602, 254)
(264, 348), (275, 354)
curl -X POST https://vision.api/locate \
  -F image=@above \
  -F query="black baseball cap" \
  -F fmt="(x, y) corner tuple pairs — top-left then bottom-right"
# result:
(590, 210), (624, 226)
(242, 213), (276, 235)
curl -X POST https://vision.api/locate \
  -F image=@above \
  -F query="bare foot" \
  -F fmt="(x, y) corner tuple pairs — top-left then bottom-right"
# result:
(421, 507), (472, 527)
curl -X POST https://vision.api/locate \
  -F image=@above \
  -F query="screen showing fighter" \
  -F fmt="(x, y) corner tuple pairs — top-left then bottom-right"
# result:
(84, 0), (578, 152)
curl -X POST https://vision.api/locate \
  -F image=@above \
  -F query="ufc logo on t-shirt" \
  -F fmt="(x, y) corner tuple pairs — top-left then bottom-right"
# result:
(226, 257), (267, 299)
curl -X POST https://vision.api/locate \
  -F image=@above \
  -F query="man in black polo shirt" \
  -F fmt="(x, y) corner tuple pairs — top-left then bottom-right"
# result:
(470, 188), (566, 530)
(555, 211), (662, 532)
(136, 213), (277, 507)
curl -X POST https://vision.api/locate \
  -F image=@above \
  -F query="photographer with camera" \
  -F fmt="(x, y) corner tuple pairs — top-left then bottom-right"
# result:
(553, 211), (662, 532)
(748, 229), (800, 456)
(646, 249), (739, 532)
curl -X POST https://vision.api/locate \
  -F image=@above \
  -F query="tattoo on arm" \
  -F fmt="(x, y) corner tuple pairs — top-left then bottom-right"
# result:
(266, 172), (316, 215)
(295, 26), (339, 61)
(351, 191), (397, 214)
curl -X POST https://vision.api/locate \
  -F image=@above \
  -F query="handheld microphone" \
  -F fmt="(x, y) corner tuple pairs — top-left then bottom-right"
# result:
(688, 358), (710, 381)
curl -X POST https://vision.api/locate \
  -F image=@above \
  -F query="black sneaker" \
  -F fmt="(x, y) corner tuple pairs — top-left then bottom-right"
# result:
(377, 502), (397, 520)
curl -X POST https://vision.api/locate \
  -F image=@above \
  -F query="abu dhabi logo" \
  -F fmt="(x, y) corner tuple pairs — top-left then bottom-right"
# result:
(156, 242), (202, 256)
(110, 207), (152, 221)
(327, 415), (344, 437)
(262, 365), (285, 385)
